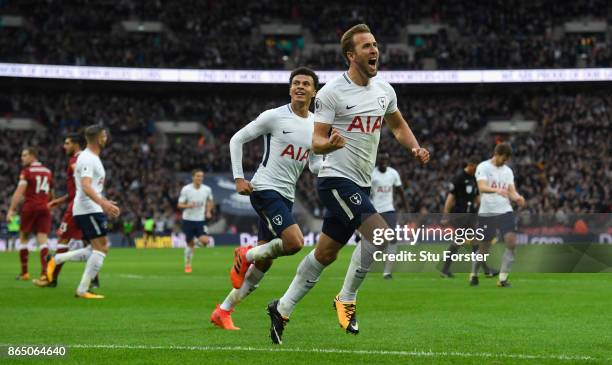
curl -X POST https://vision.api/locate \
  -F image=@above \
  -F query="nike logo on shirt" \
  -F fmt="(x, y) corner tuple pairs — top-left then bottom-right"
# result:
(282, 130), (293, 134)
(346, 105), (357, 109)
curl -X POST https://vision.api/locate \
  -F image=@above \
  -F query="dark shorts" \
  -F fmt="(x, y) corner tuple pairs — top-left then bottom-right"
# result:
(74, 213), (108, 241)
(181, 220), (208, 243)
(58, 202), (83, 241)
(318, 177), (376, 244)
(21, 209), (52, 235)
(250, 190), (295, 242)
(449, 213), (477, 230)
(379, 211), (397, 228)
(478, 212), (517, 242)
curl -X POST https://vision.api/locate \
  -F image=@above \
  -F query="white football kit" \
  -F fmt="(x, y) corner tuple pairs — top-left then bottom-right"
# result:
(315, 72), (398, 187)
(475, 159), (515, 215)
(370, 167), (402, 213)
(178, 183), (214, 221)
(73, 148), (106, 216)
(230, 104), (322, 202)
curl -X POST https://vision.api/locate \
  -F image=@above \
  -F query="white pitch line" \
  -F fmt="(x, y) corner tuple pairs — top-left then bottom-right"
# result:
(6, 343), (601, 362)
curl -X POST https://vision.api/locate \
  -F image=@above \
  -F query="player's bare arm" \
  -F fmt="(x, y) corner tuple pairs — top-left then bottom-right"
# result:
(384, 110), (429, 164)
(477, 180), (508, 197)
(394, 185), (408, 211)
(507, 184), (525, 207)
(81, 176), (120, 217)
(206, 198), (214, 219)
(6, 180), (27, 222)
(312, 123), (345, 154)
(48, 194), (69, 209)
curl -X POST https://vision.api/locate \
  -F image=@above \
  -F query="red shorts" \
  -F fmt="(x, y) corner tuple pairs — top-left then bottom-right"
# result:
(21, 209), (52, 235)
(57, 202), (83, 241)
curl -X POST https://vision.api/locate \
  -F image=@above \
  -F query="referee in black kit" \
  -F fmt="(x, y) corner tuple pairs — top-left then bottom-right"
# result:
(440, 157), (497, 278)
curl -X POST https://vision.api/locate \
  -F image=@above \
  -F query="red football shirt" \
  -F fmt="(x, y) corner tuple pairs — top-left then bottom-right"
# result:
(66, 152), (80, 202)
(20, 161), (53, 212)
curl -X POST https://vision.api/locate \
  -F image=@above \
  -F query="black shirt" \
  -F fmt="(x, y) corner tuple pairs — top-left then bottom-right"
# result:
(450, 170), (478, 213)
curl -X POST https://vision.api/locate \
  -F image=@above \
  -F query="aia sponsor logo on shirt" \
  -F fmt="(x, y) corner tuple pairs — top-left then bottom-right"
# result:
(280, 144), (309, 161)
(377, 186), (392, 193)
(490, 181), (508, 190)
(347, 116), (382, 134)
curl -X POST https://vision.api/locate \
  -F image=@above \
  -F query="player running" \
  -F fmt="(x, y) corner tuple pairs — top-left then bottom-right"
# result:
(33, 133), (98, 288)
(177, 169), (213, 273)
(47, 125), (120, 299)
(266, 24), (429, 344)
(370, 152), (406, 279)
(440, 157), (496, 278)
(470, 143), (525, 287)
(211, 67), (321, 331)
(7, 147), (54, 281)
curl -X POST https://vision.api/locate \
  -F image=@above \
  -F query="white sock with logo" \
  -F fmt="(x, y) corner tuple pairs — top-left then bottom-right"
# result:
(277, 250), (325, 318)
(338, 240), (380, 302)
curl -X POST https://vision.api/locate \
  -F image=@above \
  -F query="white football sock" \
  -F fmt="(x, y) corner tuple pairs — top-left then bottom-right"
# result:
(77, 250), (105, 294)
(338, 239), (380, 302)
(220, 264), (265, 311)
(277, 250), (325, 318)
(245, 238), (284, 262)
(499, 248), (515, 281)
(383, 242), (398, 276)
(184, 246), (194, 266)
(55, 246), (92, 264)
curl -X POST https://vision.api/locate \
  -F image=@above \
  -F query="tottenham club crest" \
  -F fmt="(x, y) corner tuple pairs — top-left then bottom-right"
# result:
(272, 214), (283, 226)
(378, 96), (386, 110)
(314, 98), (322, 112)
(349, 193), (362, 205)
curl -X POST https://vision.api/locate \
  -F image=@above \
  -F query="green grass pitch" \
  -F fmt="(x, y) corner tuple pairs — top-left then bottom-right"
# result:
(1, 246), (611, 365)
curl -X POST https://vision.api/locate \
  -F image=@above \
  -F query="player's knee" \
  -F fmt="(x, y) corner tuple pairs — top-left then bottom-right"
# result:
(314, 248), (337, 266)
(504, 233), (517, 248)
(284, 236), (304, 255)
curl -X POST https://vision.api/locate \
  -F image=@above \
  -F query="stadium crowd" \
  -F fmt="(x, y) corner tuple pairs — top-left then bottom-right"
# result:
(1, 88), (610, 235)
(0, 0), (610, 69)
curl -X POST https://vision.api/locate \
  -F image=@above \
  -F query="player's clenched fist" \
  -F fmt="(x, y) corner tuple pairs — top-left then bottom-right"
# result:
(235, 178), (253, 195)
(411, 147), (430, 164)
(329, 128), (346, 148)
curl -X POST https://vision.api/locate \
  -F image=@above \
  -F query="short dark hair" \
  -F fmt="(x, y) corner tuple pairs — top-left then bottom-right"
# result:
(23, 146), (38, 158)
(66, 132), (85, 147)
(341, 23), (372, 64)
(84, 124), (106, 143)
(494, 142), (512, 157)
(289, 67), (319, 90)
(192, 168), (204, 176)
(466, 155), (480, 165)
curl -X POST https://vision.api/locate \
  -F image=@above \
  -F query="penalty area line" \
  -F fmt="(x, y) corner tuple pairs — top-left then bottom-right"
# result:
(6, 343), (600, 362)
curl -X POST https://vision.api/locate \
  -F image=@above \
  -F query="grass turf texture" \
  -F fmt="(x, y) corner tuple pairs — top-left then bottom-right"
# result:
(0, 246), (611, 365)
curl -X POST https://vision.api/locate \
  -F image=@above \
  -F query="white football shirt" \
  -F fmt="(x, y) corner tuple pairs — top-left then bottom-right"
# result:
(178, 183), (213, 221)
(230, 104), (321, 202)
(475, 159), (515, 214)
(72, 148), (106, 215)
(370, 166), (402, 213)
(314, 72), (398, 187)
